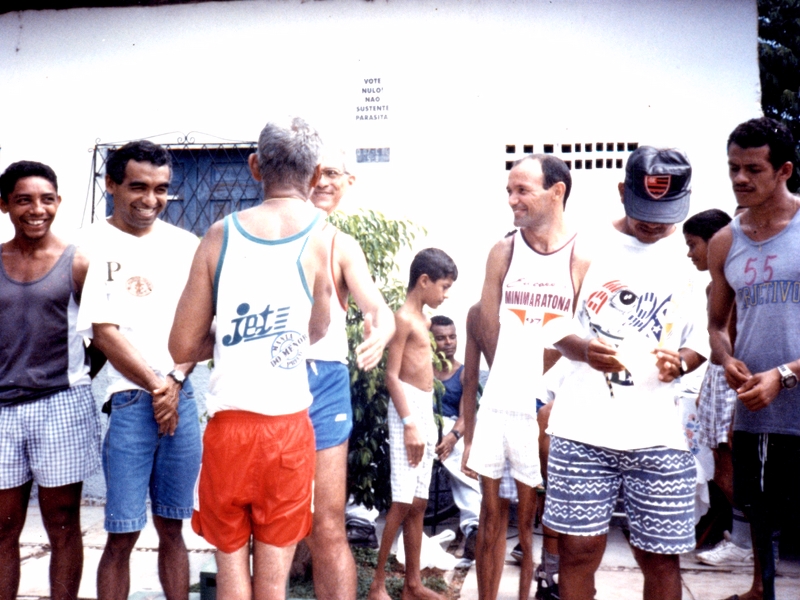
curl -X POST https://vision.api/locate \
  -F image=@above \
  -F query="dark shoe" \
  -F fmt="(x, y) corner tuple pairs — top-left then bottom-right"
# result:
(510, 542), (523, 564)
(345, 516), (378, 548)
(535, 573), (560, 600)
(463, 528), (478, 561)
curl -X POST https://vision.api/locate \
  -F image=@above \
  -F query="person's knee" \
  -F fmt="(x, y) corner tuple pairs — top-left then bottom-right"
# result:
(153, 516), (185, 546)
(633, 548), (678, 577)
(102, 532), (140, 560)
(309, 506), (347, 549)
(559, 535), (605, 568)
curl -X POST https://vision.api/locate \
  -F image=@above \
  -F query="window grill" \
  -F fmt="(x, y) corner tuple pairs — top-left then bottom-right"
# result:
(90, 140), (259, 236)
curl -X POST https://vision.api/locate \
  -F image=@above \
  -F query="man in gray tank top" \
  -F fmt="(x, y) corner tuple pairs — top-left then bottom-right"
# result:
(708, 117), (800, 600)
(0, 161), (99, 600)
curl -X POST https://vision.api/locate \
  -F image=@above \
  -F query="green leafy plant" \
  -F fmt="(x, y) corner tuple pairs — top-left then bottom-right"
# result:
(328, 209), (422, 511)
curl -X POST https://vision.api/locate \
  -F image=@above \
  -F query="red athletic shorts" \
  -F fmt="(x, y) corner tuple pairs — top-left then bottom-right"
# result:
(192, 409), (315, 553)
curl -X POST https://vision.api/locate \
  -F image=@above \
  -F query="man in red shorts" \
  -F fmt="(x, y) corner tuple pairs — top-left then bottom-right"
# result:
(169, 116), (331, 600)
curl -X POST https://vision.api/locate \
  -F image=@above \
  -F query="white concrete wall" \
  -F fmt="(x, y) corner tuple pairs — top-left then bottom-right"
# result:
(0, 0), (760, 338)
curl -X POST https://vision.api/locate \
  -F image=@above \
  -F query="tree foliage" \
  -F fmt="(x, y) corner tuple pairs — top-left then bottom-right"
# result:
(759, 0), (800, 188)
(328, 209), (423, 511)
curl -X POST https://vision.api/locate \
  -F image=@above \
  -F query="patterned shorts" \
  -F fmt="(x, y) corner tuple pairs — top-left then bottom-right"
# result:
(388, 381), (437, 504)
(696, 363), (737, 448)
(543, 436), (696, 555)
(0, 385), (101, 489)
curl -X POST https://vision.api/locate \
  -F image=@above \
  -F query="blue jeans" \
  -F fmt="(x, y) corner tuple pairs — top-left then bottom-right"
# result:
(102, 380), (201, 533)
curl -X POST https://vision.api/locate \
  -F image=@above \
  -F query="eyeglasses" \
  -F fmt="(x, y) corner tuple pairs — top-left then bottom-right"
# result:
(320, 168), (348, 179)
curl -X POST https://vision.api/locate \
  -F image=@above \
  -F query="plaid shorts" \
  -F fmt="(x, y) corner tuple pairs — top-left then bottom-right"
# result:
(0, 385), (101, 489)
(388, 381), (437, 504)
(696, 363), (737, 447)
(543, 436), (696, 555)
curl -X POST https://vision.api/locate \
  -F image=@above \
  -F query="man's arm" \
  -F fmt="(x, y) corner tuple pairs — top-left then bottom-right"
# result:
(72, 246), (90, 300)
(384, 311), (425, 467)
(336, 232), (395, 370)
(554, 334), (624, 373)
(460, 304), (483, 479)
(91, 323), (191, 435)
(92, 323), (165, 393)
(708, 227), (798, 410)
(435, 367), (465, 462)
(169, 224), (222, 364)
(707, 227), (750, 390)
(479, 238), (512, 365)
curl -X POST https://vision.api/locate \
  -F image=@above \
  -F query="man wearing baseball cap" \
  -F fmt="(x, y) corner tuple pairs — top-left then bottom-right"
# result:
(543, 146), (708, 600)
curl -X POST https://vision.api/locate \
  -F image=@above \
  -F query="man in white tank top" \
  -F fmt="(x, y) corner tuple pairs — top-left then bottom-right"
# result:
(467, 155), (590, 600)
(170, 117), (333, 600)
(305, 150), (395, 600)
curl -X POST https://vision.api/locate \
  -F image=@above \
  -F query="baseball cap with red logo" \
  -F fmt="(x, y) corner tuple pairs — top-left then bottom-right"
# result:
(623, 146), (691, 224)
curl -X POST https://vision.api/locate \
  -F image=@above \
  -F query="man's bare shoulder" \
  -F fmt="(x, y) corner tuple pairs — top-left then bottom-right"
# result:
(330, 226), (363, 261)
(490, 233), (514, 255)
(708, 224), (734, 262)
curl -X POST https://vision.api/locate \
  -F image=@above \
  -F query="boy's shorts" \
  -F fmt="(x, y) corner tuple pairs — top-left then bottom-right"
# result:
(0, 385), (100, 489)
(696, 363), (737, 447)
(467, 407), (543, 489)
(543, 436), (696, 555)
(192, 409), (315, 553)
(388, 381), (436, 504)
(307, 360), (353, 451)
(103, 382), (201, 533)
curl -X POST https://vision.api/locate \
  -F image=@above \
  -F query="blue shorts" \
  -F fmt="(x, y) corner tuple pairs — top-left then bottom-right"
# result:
(0, 385), (101, 489)
(543, 436), (696, 555)
(102, 380), (202, 533)
(307, 360), (353, 451)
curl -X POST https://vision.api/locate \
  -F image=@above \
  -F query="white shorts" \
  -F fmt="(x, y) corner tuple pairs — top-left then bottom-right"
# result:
(468, 407), (542, 489)
(388, 381), (437, 504)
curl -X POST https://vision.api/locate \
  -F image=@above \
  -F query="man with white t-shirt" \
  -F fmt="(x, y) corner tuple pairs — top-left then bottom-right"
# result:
(77, 140), (201, 600)
(545, 146), (707, 600)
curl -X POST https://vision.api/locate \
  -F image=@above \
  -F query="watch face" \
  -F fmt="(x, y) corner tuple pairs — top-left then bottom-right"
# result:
(785, 375), (798, 389)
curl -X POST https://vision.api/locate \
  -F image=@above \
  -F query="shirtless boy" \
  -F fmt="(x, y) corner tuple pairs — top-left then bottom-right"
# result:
(368, 248), (458, 600)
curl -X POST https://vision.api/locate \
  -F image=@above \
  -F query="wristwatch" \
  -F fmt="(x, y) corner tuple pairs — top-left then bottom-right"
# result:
(450, 429), (462, 441)
(777, 364), (798, 389)
(167, 369), (187, 387)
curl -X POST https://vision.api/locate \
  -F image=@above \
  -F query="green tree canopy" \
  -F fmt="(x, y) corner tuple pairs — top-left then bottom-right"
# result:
(759, 0), (800, 188)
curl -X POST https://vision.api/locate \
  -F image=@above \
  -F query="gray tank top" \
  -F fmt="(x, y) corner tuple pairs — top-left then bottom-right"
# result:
(0, 244), (85, 405)
(724, 209), (800, 435)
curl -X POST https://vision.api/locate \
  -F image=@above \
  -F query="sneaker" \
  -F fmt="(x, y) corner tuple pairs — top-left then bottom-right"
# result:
(695, 531), (754, 567)
(510, 542), (523, 564)
(535, 569), (560, 600)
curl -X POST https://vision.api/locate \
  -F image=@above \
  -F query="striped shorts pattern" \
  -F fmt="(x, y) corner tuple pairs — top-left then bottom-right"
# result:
(0, 385), (101, 489)
(696, 363), (737, 447)
(543, 436), (696, 555)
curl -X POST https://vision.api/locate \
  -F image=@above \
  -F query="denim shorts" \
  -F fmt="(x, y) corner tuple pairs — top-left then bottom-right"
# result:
(307, 360), (353, 450)
(102, 380), (202, 533)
